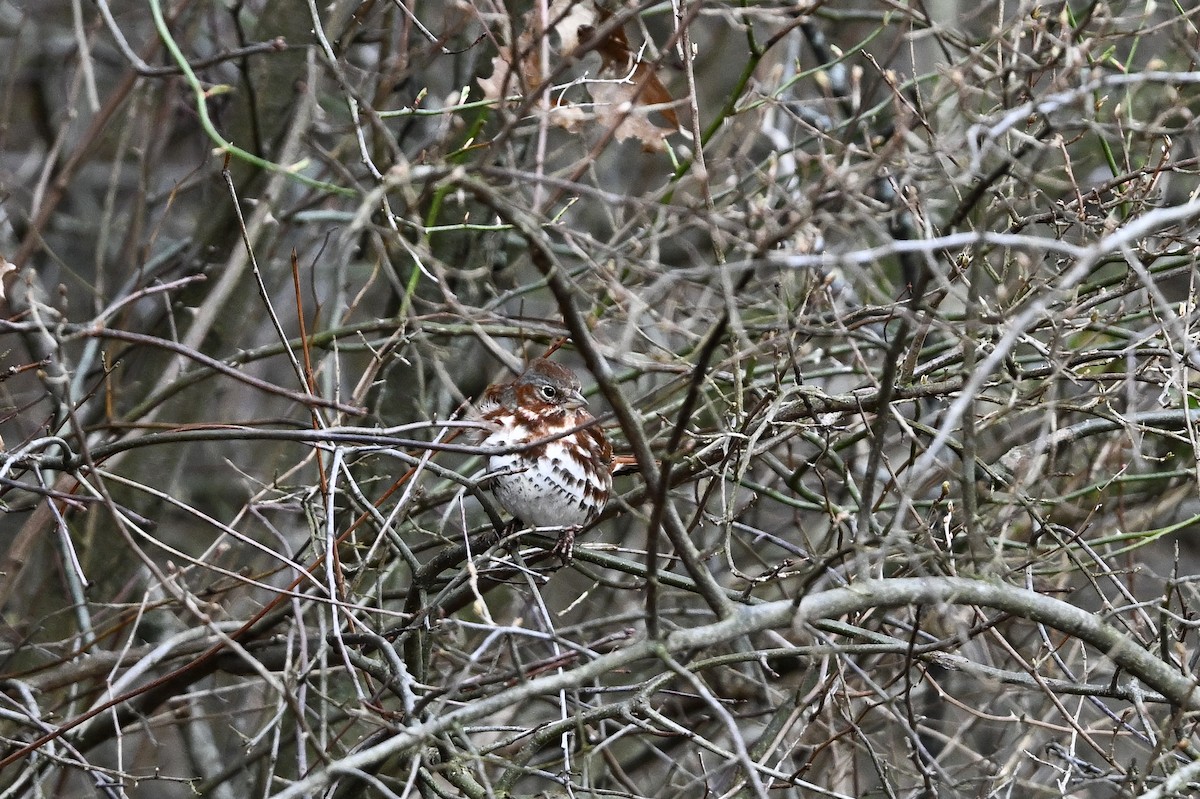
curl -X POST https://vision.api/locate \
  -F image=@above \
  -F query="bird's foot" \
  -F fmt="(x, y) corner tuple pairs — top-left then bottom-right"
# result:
(550, 526), (581, 564)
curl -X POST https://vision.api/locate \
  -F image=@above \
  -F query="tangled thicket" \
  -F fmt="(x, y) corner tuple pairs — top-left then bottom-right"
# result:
(4, 1), (1200, 797)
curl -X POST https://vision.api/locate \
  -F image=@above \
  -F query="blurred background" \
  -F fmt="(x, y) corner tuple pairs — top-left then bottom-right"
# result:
(3, 1), (1200, 796)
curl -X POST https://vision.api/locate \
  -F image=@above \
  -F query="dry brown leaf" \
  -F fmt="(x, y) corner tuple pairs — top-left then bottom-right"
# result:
(477, 30), (540, 103)
(477, 1), (680, 150)
(586, 8), (679, 129)
(589, 81), (676, 152)
(546, 0), (597, 53)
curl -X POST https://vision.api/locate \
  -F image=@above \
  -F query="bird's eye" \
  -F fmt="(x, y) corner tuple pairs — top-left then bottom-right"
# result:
(540, 384), (557, 400)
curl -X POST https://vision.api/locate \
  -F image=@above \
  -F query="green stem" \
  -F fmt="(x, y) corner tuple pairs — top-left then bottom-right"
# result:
(148, 0), (353, 197)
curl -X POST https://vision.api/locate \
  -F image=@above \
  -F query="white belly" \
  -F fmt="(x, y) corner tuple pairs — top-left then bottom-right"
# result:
(487, 446), (596, 527)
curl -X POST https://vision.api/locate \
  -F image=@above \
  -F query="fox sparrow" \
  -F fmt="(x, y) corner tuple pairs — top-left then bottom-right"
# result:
(477, 359), (612, 549)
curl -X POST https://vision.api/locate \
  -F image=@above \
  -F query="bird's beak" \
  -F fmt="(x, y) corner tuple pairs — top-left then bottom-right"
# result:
(564, 389), (588, 410)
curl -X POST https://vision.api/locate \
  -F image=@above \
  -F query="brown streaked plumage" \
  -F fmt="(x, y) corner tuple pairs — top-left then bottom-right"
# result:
(478, 360), (612, 539)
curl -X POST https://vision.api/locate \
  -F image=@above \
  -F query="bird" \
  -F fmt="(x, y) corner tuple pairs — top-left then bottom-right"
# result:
(476, 359), (612, 556)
